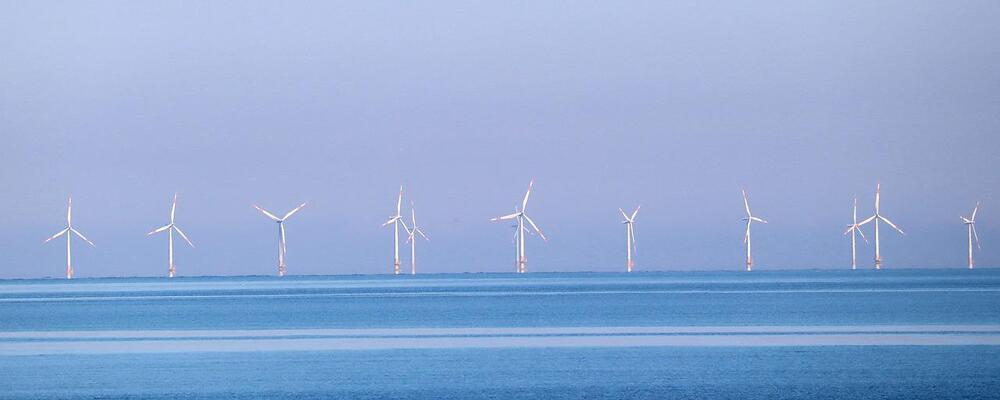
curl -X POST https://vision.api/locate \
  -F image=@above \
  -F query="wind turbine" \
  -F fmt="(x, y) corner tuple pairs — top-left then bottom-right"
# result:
(491, 180), (547, 273)
(857, 183), (904, 269)
(741, 189), (767, 271)
(147, 193), (195, 278)
(404, 204), (429, 275)
(382, 186), (409, 275)
(843, 198), (868, 270)
(961, 202), (981, 269)
(254, 202), (307, 276)
(43, 197), (95, 279)
(619, 206), (640, 272)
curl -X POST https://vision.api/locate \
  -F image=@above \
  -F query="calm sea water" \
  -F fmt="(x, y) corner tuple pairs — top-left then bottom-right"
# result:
(1, 269), (998, 399)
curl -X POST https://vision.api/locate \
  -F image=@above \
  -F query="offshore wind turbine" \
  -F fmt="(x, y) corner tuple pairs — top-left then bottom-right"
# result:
(404, 204), (429, 275)
(857, 183), (904, 269)
(491, 180), (547, 273)
(843, 198), (868, 270)
(147, 193), (195, 278)
(619, 206), (640, 272)
(43, 197), (95, 279)
(741, 189), (767, 272)
(254, 202), (307, 277)
(382, 186), (409, 275)
(961, 202), (981, 269)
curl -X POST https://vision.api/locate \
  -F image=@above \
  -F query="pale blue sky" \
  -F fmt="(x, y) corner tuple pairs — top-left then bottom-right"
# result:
(1, 1), (998, 277)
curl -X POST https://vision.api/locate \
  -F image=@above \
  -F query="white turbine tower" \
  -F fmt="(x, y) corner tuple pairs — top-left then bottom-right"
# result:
(254, 202), (307, 277)
(382, 186), (410, 275)
(619, 206), (640, 272)
(843, 198), (868, 270)
(147, 193), (195, 278)
(961, 202), (981, 269)
(491, 180), (547, 273)
(741, 189), (768, 272)
(857, 183), (904, 269)
(43, 197), (95, 279)
(404, 204), (429, 275)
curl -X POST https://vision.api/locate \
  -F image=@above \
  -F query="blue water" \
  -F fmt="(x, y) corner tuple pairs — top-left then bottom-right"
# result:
(1, 269), (999, 399)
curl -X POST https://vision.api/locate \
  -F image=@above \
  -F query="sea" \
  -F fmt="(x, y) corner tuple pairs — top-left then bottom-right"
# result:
(1, 269), (998, 399)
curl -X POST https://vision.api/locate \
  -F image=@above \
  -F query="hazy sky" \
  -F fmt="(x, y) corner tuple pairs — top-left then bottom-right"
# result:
(1, 1), (998, 278)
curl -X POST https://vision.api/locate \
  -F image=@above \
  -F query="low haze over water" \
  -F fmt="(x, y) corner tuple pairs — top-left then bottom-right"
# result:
(1, 270), (998, 399)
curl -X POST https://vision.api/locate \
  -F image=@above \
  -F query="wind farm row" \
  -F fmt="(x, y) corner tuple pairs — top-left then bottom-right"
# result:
(42, 181), (983, 279)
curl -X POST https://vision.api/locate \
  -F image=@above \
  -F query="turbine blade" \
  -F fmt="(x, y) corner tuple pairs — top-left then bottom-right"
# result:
(742, 189), (751, 217)
(521, 179), (533, 212)
(631, 206), (640, 221)
(619, 208), (629, 220)
(875, 183), (881, 213)
(843, 225), (855, 236)
(751, 216), (767, 224)
(170, 193), (178, 223)
(148, 224), (172, 235)
(972, 202), (979, 221)
(67, 197), (73, 226)
(70, 228), (95, 247)
(879, 216), (905, 235)
(852, 198), (858, 224)
(972, 224), (981, 250)
(283, 202), (307, 220)
(417, 228), (429, 241)
(44, 228), (69, 243)
(491, 213), (519, 222)
(254, 205), (281, 221)
(397, 186), (403, 215)
(382, 217), (397, 227)
(858, 215), (876, 226)
(399, 218), (410, 232)
(173, 225), (195, 248)
(743, 221), (750, 244)
(856, 226), (868, 244)
(523, 214), (546, 241)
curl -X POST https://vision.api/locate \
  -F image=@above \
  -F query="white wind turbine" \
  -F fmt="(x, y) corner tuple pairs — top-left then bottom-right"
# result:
(382, 186), (410, 275)
(857, 183), (904, 269)
(254, 202), (307, 276)
(843, 198), (868, 270)
(619, 206), (640, 272)
(741, 189), (768, 271)
(43, 197), (95, 279)
(147, 193), (195, 278)
(961, 202), (981, 269)
(491, 180), (547, 273)
(404, 204), (429, 275)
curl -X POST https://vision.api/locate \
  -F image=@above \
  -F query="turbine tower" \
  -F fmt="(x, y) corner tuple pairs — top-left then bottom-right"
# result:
(43, 197), (95, 279)
(382, 186), (409, 275)
(404, 204), (429, 275)
(843, 198), (868, 270)
(961, 202), (981, 269)
(491, 180), (547, 273)
(254, 202), (307, 277)
(147, 193), (195, 278)
(857, 183), (904, 269)
(619, 206), (640, 272)
(741, 189), (768, 271)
